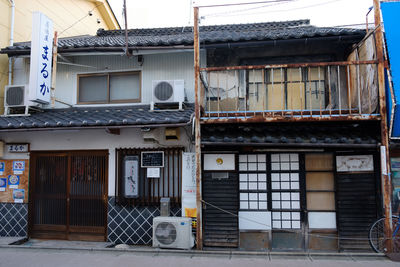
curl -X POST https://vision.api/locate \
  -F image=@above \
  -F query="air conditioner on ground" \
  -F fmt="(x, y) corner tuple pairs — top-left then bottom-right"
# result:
(4, 85), (33, 115)
(153, 216), (194, 249)
(151, 80), (184, 110)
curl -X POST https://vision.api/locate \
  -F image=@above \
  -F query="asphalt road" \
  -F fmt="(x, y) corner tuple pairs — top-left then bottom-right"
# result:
(0, 247), (398, 267)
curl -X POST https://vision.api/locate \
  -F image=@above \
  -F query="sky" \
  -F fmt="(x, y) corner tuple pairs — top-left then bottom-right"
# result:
(108, 0), (375, 29)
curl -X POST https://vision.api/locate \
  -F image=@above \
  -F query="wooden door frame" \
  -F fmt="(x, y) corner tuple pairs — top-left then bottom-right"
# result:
(28, 150), (109, 241)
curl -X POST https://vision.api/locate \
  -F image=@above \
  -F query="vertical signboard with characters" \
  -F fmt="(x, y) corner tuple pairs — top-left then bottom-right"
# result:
(28, 12), (53, 104)
(0, 160), (29, 203)
(182, 152), (196, 218)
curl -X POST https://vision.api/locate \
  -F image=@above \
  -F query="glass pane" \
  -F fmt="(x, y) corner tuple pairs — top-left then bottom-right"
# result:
(305, 153), (333, 171)
(306, 172), (334, 190)
(307, 192), (335, 210)
(110, 73), (140, 101)
(79, 75), (107, 102)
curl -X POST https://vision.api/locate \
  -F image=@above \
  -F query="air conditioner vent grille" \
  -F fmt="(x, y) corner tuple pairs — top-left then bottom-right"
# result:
(155, 222), (177, 245)
(154, 81), (173, 101)
(6, 86), (24, 106)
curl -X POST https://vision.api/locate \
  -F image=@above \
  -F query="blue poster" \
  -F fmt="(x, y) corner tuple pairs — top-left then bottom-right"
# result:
(0, 162), (4, 173)
(0, 178), (6, 191)
(8, 175), (20, 189)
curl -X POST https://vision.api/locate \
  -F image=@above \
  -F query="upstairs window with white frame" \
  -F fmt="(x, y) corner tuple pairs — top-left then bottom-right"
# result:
(78, 71), (141, 104)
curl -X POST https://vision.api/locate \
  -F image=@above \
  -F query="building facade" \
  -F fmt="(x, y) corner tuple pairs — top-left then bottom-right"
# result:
(0, 18), (387, 251)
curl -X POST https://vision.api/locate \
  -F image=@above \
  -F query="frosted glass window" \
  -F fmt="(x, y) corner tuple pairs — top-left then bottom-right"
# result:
(292, 221), (301, 229)
(281, 162), (290, 170)
(239, 155), (247, 162)
(248, 155), (257, 162)
(292, 201), (300, 209)
(240, 193), (248, 200)
(282, 202), (291, 209)
(248, 163), (257, 170)
(249, 182), (257, 190)
(249, 202), (258, 209)
(273, 221), (281, 228)
(308, 212), (336, 229)
(291, 182), (299, 189)
(271, 173), (279, 181)
(258, 163), (266, 170)
(259, 202), (267, 209)
(248, 174), (257, 181)
(239, 163), (247, 171)
(240, 183), (248, 190)
(258, 154), (266, 162)
(259, 174), (267, 181)
(292, 212), (300, 220)
(271, 154), (280, 162)
(290, 154), (299, 161)
(240, 201), (248, 209)
(291, 162), (299, 170)
(259, 193), (267, 201)
(239, 174), (247, 182)
(272, 201), (281, 209)
(282, 212), (291, 220)
(273, 212), (281, 219)
(272, 182), (280, 189)
(282, 221), (291, 228)
(79, 75), (107, 102)
(281, 182), (290, 189)
(271, 163), (280, 170)
(291, 173), (299, 181)
(258, 182), (267, 190)
(110, 73), (140, 101)
(280, 154), (290, 161)
(249, 193), (258, 200)
(281, 173), (290, 181)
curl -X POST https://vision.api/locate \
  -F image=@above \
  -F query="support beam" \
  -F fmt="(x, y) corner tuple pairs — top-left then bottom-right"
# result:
(193, 6), (203, 250)
(373, 0), (393, 253)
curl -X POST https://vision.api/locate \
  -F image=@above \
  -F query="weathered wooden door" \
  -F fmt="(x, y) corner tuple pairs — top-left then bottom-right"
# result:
(29, 151), (108, 241)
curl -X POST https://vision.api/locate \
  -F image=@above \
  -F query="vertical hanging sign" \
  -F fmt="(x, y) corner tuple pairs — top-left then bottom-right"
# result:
(29, 12), (53, 104)
(182, 152), (197, 217)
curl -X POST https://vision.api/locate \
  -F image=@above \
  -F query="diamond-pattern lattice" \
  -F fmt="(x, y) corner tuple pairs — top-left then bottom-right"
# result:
(0, 203), (28, 237)
(107, 197), (181, 245)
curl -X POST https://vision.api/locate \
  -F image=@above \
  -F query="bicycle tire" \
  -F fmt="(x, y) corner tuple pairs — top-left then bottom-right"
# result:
(369, 216), (399, 253)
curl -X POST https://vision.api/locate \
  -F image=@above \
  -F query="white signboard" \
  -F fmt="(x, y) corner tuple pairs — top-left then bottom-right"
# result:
(204, 154), (235, 171)
(29, 12), (53, 104)
(336, 155), (374, 172)
(239, 211), (271, 230)
(123, 156), (139, 198)
(146, 167), (160, 178)
(182, 152), (196, 217)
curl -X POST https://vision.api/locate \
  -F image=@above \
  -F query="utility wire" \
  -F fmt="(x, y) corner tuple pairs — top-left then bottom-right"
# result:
(59, 2), (103, 37)
(202, 0), (344, 19)
(195, 0), (294, 8)
(201, 199), (394, 241)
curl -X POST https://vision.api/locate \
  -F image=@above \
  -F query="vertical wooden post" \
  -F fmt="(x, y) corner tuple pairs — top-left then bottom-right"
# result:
(51, 31), (58, 108)
(193, 6), (203, 250)
(373, 0), (393, 253)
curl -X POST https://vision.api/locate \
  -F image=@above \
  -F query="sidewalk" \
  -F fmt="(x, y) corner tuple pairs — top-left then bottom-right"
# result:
(0, 237), (396, 267)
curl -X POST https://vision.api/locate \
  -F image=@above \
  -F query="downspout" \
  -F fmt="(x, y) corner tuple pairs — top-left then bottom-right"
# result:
(8, 0), (15, 86)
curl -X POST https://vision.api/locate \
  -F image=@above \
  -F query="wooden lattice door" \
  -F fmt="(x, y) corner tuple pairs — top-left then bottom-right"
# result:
(29, 151), (108, 241)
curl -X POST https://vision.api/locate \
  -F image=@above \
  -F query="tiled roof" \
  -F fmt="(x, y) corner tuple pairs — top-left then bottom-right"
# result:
(201, 123), (379, 146)
(1, 20), (365, 55)
(0, 104), (194, 130)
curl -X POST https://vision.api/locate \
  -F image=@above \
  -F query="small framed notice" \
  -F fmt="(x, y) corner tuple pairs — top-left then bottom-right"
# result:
(141, 151), (164, 168)
(6, 143), (29, 153)
(147, 167), (160, 178)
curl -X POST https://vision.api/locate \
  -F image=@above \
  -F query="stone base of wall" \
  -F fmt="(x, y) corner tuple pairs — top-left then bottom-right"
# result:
(107, 197), (181, 245)
(0, 203), (28, 237)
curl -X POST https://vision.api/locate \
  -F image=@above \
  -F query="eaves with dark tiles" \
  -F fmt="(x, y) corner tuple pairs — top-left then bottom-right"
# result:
(0, 104), (194, 131)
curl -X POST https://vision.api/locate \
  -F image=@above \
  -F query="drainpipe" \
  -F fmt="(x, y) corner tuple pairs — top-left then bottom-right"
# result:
(8, 0), (15, 86)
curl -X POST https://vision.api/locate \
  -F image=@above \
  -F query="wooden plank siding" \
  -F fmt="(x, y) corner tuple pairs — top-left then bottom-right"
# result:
(202, 171), (239, 247)
(336, 171), (380, 251)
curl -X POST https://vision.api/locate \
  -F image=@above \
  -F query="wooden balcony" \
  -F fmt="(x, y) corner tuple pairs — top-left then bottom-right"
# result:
(200, 60), (381, 124)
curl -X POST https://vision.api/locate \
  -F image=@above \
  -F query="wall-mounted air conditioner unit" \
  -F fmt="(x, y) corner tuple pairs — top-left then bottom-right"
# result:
(151, 80), (184, 110)
(4, 85), (32, 115)
(153, 216), (194, 249)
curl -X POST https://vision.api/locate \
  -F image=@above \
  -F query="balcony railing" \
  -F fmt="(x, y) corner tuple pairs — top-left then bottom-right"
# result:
(200, 61), (380, 123)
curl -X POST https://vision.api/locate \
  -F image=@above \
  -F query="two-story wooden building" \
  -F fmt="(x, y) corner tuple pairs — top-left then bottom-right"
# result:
(0, 19), (384, 252)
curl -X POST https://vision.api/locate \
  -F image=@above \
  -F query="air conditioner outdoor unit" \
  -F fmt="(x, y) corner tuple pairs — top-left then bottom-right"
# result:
(4, 85), (33, 115)
(4, 85), (29, 107)
(153, 216), (194, 249)
(151, 80), (184, 110)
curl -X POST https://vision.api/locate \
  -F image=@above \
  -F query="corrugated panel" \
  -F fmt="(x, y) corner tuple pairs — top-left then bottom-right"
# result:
(336, 173), (379, 251)
(203, 172), (239, 247)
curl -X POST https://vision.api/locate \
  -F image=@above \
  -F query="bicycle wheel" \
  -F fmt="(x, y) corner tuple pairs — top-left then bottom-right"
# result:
(369, 216), (399, 253)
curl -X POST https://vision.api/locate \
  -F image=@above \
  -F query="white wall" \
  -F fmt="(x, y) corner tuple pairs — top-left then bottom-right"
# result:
(12, 50), (203, 108)
(0, 126), (192, 196)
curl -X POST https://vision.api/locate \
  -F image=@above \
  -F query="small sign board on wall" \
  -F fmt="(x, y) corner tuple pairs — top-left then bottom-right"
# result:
(123, 156), (139, 198)
(336, 155), (374, 172)
(0, 159), (29, 203)
(204, 154), (235, 171)
(141, 151), (164, 168)
(182, 152), (196, 218)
